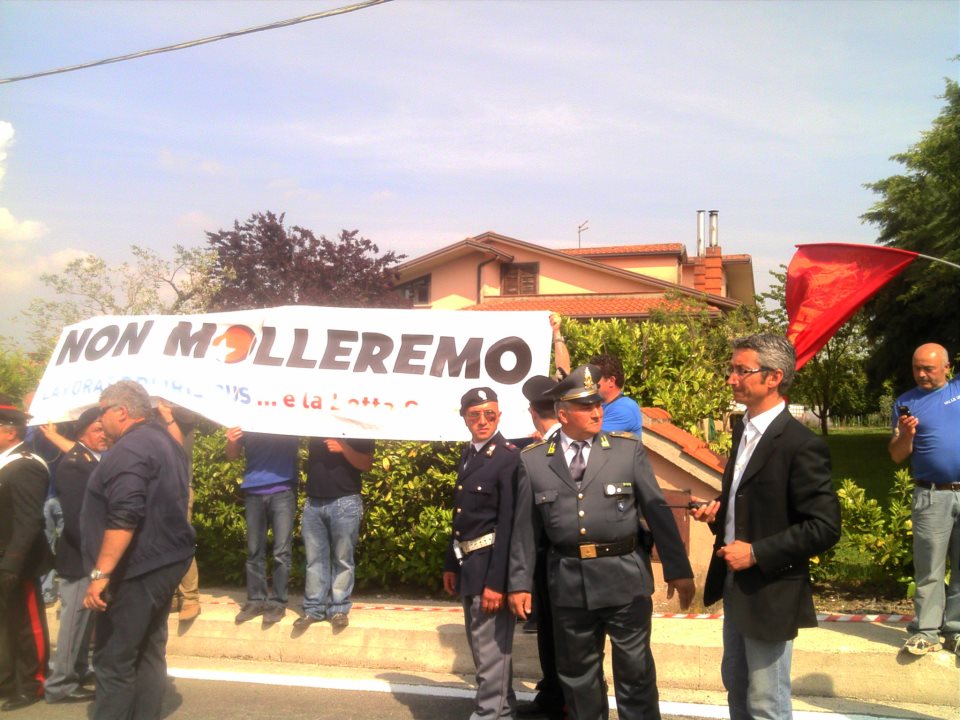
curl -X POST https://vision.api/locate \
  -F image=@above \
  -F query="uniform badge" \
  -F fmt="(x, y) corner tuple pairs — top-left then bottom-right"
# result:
(485, 444), (496, 456)
(478, 389), (487, 401)
(546, 440), (557, 456)
(599, 434), (610, 449)
(584, 367), (596, 390)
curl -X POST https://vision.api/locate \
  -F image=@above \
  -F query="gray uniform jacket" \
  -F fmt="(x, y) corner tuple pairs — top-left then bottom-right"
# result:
(509, 430), (692, 610)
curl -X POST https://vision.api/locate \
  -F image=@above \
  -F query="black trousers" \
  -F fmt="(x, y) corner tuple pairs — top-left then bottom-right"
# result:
(93, 558), (191, 720)
(532, 549), (564, 712)
(0, 576), (49, 699)
(552, 595), (658, 720)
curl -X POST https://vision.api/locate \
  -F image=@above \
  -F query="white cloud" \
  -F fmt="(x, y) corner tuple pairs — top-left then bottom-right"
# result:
(0, 207), (48, 243)
(175, 211), (217, 234)
(0, 247), (90, 294)
(158, 149), (223, 176)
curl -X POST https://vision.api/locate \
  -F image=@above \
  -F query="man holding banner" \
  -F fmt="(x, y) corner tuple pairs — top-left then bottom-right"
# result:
(227, 428), (300, 626)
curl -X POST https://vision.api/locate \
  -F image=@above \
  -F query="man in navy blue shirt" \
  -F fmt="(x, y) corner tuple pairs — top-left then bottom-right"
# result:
(82, 381), (195, 720)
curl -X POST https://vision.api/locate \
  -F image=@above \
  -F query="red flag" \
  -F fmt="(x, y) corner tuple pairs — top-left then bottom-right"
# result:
(786, 243), (917, 369)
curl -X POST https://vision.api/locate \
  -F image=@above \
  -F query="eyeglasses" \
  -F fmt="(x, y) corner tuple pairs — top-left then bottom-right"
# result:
(726, 366), (771, 379)
(465, 410), (498, 422)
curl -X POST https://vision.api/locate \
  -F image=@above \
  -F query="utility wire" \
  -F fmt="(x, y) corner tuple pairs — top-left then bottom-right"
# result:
(0, 0), (394, 85)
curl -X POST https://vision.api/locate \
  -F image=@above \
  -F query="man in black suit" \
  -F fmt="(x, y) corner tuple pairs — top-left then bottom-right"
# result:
(443, 387), (519, 720)
(509, 365), (695, 720)
(0, 394), (52, 712)
(692, 333), (841, 720)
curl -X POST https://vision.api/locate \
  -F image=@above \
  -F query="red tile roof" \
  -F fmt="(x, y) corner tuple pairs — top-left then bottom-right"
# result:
(462, 295), (722, 318)
(560, 244), (685, 256)
(641, 407), (727, 474)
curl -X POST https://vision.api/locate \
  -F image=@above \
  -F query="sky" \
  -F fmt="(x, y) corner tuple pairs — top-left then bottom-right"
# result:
(1, 0), (957, 348)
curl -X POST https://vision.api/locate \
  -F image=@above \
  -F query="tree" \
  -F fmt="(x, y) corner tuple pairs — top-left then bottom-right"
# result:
(206, 212), (407, 310)
(20, 244), (217, 353)
(0, 343), (46, 401)
(862, 75), (960, 391)
(759, 266), (873, 435)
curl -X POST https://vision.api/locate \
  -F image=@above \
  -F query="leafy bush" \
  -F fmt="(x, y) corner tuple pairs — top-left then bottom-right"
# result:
(815, 469), (914, 591)
(357, 441), (460, 589)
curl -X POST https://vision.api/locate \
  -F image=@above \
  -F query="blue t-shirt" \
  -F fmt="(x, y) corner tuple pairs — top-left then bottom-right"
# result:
(240, 432), (300, 492)
(893, 376), (960, 484)
(602, 394), (643, 436)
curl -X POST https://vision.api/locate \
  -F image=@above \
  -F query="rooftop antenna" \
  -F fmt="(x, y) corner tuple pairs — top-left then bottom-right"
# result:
(577, 220), (590, 248)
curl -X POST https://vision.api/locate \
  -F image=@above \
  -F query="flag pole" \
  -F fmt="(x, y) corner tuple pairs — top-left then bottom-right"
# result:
(916, 253), (960, 270)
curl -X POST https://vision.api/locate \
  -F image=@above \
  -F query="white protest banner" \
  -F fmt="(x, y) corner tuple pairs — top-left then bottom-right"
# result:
(29, 306), (552, 441)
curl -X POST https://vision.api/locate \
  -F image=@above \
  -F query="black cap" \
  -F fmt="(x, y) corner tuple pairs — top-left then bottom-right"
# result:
(546, 364), (602, 404)
(522, 375), (557, 412)
(74, 406), (102, 438)
(0, 394), (30, 426)
(459, 387), (498, 415)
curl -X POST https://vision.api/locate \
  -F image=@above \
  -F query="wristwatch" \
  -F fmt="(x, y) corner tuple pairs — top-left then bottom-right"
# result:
(89, 568), (110, 581)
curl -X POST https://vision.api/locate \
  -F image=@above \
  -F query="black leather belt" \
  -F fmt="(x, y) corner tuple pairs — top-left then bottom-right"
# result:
(554, 536), (637, 559)
(915, 479), (960, 491)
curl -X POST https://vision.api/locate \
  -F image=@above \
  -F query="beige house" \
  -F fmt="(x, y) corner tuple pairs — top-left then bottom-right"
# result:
(395, 230), (754, 319)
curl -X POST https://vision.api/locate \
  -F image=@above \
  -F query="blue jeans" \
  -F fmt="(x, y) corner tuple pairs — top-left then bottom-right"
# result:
(301, 494), (362, 619)
(721, 609), (794, 720)
(244, 488), (296, 606)
(908, 485), (960, 640)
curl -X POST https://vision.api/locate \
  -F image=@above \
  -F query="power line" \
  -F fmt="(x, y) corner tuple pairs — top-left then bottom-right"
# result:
(0, 0), (394, 85)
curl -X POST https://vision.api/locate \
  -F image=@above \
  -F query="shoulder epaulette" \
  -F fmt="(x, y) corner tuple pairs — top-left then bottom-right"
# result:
(521, 439), (547, 453)
(609, 431), (639, 441)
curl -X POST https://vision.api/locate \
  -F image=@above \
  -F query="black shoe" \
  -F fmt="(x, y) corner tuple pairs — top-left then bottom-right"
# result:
(516, 699), (565, 720)
(234, 601), (266, 624)
(329, 612), (349, 629)
(292, 615), (322, 633)
(262, 605), (286, 625)
(2, 693), (42, 711)
(54, 687), (95, 703)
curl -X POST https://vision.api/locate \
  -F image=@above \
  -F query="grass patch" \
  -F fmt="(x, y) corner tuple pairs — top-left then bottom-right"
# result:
(824, 428), (901, 505)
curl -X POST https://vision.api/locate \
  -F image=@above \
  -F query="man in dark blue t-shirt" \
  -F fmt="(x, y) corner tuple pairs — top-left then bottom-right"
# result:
(81, 381), (194, 719)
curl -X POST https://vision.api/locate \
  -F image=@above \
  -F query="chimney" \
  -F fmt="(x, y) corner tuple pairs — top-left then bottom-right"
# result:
(694, 210), (724, 296)
(696, 210), (706, 257)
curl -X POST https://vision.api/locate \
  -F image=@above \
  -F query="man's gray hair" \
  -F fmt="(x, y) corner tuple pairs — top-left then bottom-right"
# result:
(732, 333), (797, 394)
(100, 380), (152, 419)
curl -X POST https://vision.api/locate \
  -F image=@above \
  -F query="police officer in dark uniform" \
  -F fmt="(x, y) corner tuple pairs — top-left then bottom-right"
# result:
(0, 394), (52, 712)
(443, 387), (519, 720)
(508, 366), (695, 720)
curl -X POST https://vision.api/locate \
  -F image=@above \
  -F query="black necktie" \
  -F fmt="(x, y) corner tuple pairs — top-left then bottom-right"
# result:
(569, 441), (586, 486)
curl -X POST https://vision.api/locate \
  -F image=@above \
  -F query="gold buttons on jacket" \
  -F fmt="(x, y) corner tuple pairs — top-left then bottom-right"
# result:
(579, 528), (587, 535)
(577, 493), (584, 500)
(578, 510), (585, 517)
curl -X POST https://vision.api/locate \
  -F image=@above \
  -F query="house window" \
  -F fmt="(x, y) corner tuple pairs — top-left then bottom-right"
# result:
(501, 262), (538, 296)
(399, 275), (431, 305)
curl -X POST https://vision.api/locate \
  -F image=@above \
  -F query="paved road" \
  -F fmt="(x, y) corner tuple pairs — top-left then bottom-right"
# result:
(24, 678), (707, 720)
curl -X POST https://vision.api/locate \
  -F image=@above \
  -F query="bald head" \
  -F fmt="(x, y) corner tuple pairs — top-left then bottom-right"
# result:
(912, 343), (950, 392)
